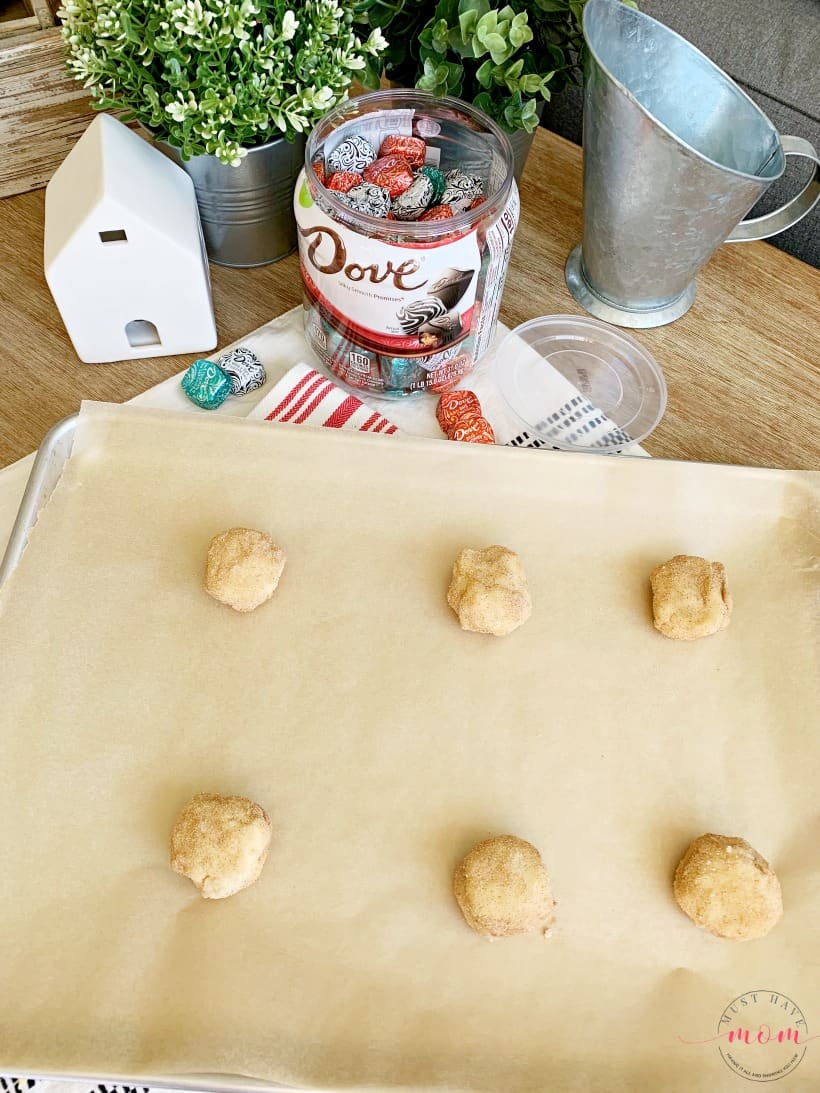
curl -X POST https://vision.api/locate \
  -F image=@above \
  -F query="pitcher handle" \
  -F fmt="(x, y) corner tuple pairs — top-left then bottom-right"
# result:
(726, 135), (820, 243)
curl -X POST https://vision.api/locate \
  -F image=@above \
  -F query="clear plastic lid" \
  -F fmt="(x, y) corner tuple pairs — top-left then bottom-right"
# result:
(495, 315), (667, 453)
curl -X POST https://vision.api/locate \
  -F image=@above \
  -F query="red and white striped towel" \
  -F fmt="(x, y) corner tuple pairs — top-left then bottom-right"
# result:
(247, 363), (399, 435)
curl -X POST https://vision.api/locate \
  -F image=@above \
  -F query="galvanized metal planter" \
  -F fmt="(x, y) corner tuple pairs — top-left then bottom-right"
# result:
(158, 133), (306, 268)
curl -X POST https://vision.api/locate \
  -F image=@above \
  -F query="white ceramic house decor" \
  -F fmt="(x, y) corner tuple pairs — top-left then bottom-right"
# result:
(44, 113), (217, 363)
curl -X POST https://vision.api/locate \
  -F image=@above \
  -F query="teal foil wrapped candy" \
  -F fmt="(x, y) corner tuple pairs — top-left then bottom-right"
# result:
(418, 166), (446, 204)
(181, 358), (232, 410)
(380, 356), (426, 391)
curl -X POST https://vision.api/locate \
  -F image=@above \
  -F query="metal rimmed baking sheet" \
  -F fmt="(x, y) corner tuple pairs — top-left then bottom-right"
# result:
(0, 402), (818, 1092)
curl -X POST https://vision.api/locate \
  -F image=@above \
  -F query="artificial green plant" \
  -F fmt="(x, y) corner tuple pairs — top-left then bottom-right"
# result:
(59, 0), (388, 165)
(355, 0), (616, 133)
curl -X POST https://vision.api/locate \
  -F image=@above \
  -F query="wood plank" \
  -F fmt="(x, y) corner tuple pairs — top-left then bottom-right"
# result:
(29, 0), (57, 28)
(0, 128), (817, 470)
(0, 14), (40, 38)
(0, 31), (97, 197)
(0, 23), (52, 46)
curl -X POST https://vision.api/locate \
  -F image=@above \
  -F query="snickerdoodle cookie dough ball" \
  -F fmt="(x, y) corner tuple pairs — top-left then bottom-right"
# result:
(453, 834), (554, 938)
(170, 792), (272, 900)
(447, 546), (532, 636)
(673, 833), (782, 940)
(205, 527), (286, 612)
(650, 554), (732, 640)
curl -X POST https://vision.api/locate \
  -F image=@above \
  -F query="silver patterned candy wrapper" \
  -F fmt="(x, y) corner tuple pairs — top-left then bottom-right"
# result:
(391, 175), (435, 221)
(338, 182), (392, 218)
(327, 134), (377, 174)
(396, 296), (447, 334)
(417, 310), (462, 348)
(441, 169), (484, 213)
(216, 345), (267, 396)
(427, 267), (475, 309)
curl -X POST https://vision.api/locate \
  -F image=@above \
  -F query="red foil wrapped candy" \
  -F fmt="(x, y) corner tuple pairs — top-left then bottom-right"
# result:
(378, 134), (427, 168)
(311, 159), (326, 186)
(363, 155), (415, 198)
(451, 416), (495, 444)
(419, 204), (454, 222)
(326, 170), (363, 193)
(436, 389), (482, 434)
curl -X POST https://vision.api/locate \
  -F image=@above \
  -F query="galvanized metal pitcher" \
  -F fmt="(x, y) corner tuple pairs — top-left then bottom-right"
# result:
(565, 0), (820, 327)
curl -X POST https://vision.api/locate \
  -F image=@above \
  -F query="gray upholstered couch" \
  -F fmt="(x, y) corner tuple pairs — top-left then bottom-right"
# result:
(540, 0), (820, 268)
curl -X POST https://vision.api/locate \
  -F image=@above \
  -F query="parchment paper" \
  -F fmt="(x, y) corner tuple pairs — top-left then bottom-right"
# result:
(1, 402), (818, 1093)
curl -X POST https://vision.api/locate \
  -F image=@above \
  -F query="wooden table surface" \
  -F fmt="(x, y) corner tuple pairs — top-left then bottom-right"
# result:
(0, 128), (818, 470)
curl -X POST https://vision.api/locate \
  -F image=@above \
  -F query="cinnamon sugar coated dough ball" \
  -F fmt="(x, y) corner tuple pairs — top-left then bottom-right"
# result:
(650, 554), (732, 640)
(673, 833), (782, 940)
(170, 792), (272, 900)
(453, 835), (554, 938)
(447, 546), (532, 636)
(205, 527), (286, 612)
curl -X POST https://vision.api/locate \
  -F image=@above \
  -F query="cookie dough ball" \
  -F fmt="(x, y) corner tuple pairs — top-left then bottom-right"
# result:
(447, 546), (532, 636)
(205, 527), (286, 613)
(453, 834), (554, 938)
(673, 833), (782, 940)
(170, 792), (272, 900)
(650, 554), (732, 640)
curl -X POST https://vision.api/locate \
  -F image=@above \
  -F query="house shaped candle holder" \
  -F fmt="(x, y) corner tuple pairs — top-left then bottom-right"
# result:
(44, 113), (217, 363)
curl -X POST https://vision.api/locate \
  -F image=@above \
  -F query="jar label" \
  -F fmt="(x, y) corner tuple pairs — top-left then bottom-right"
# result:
(295, 173), (481, 353)
(294, 171), (519, 394)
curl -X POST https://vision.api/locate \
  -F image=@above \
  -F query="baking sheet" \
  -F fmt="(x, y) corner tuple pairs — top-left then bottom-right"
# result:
(0, 401), (818, 1093)
(0, 414), (77, 588)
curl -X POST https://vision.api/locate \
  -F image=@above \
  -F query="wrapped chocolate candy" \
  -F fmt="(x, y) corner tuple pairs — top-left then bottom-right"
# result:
(326, 170), (363, 193)
(417, 310), (462, 348)
(428, 267), (475, 308)
(451, 415), (495, 444)
(216, 345), (266, 396)
(436, 387), (494, 442)
(363, 154), (415, 198)
(327, 134), (377, 173)
(391, 174), (435, 221)
(311, 158), (326, 185)
(396, 296), (447, 335)
(181, 358), (232, 410)
(441, 169), (484, 213)
(380, 356), (426, 390)
(436, 389), (482, 433)
(338, 182), (392, 218)
(419, 204), (453, 222)
(379, 134), (426, 168)
(418, 165), (446, 203)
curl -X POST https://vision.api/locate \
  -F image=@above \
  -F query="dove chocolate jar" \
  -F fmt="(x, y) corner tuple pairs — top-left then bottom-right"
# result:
(294, 90), (518, 397)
